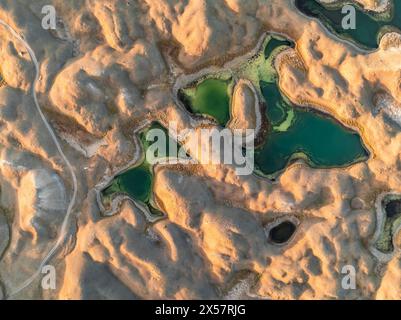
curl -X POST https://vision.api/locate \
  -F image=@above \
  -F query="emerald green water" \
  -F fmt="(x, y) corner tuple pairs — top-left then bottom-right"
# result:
(256, 83), (368, 175)
(179, 37), (293, 127)
(179, 35), (369, 177)
(264, 37), (294, 58)
(179, 78), (231, 126)
(102, 163), (152, 204)
(257, 36), (368, 176)
(295, 0), (401, 49)
(101, 123), (179, 212)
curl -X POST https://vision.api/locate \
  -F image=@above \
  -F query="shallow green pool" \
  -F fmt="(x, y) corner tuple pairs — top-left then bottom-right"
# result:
(179, 78), (231, 126)
(101, 123), (179, 212)
(178, 35), (369, 177)
(102, 163), (152, 204)
(257, 36), (369, 176)
(256, 81), (368, 175)
(264, 37), (294, 59)
(295, 0), (401, 49)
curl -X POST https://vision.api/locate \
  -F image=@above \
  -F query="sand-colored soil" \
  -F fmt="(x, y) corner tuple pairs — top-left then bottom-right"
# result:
(0, 0), (399, 299)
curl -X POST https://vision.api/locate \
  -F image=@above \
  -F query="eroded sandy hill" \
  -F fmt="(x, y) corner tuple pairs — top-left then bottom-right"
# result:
(0, 0), (399, 300)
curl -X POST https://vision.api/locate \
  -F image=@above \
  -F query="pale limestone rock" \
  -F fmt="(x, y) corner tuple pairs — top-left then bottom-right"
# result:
(18, 169), (67, 241)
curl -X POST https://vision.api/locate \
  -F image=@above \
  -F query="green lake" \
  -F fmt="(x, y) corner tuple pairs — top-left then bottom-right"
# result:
(179, 35), (369, 177)
(256, 81), (368, 176)
(179, 78), (231, 126)
(102, 163), (152, 205)
(295, 0), (401, 49)
(104, 34), (371, 208)
(101, 123), (179, 213)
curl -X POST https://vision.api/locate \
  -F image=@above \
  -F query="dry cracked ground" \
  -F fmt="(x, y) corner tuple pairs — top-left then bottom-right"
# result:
(0, 0), (400, 300)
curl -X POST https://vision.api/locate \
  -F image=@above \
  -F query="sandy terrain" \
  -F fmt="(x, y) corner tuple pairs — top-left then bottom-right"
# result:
(320, 0), (391, 12)
(0, 0), (399, 300)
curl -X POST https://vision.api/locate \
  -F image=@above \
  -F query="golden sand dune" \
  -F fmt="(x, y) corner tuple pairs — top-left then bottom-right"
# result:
(0, 0), (399, 300)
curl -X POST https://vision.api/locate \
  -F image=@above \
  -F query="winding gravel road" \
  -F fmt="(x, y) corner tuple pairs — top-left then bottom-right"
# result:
(0, 19), (78, 298)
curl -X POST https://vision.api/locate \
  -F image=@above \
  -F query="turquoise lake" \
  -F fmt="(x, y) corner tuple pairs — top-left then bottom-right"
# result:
(295, 0), (401, 49)
(179, 36), (369, 177)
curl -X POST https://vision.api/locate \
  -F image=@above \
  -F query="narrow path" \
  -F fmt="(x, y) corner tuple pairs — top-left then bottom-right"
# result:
(0, 20), (78, 298)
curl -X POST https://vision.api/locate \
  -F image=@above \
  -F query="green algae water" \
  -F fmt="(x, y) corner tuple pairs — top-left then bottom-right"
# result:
(264, 37), (294, 59)
(179, 37), (293, 127)
(179, 78), (231, 126)
(295, 0), (401, 49)
(102, 163), (152, 204)
(101, 123), (180, 212)
(179, 35), (369, 177)
(256, 37), (368, 176)
(256, 82), (368, 175)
